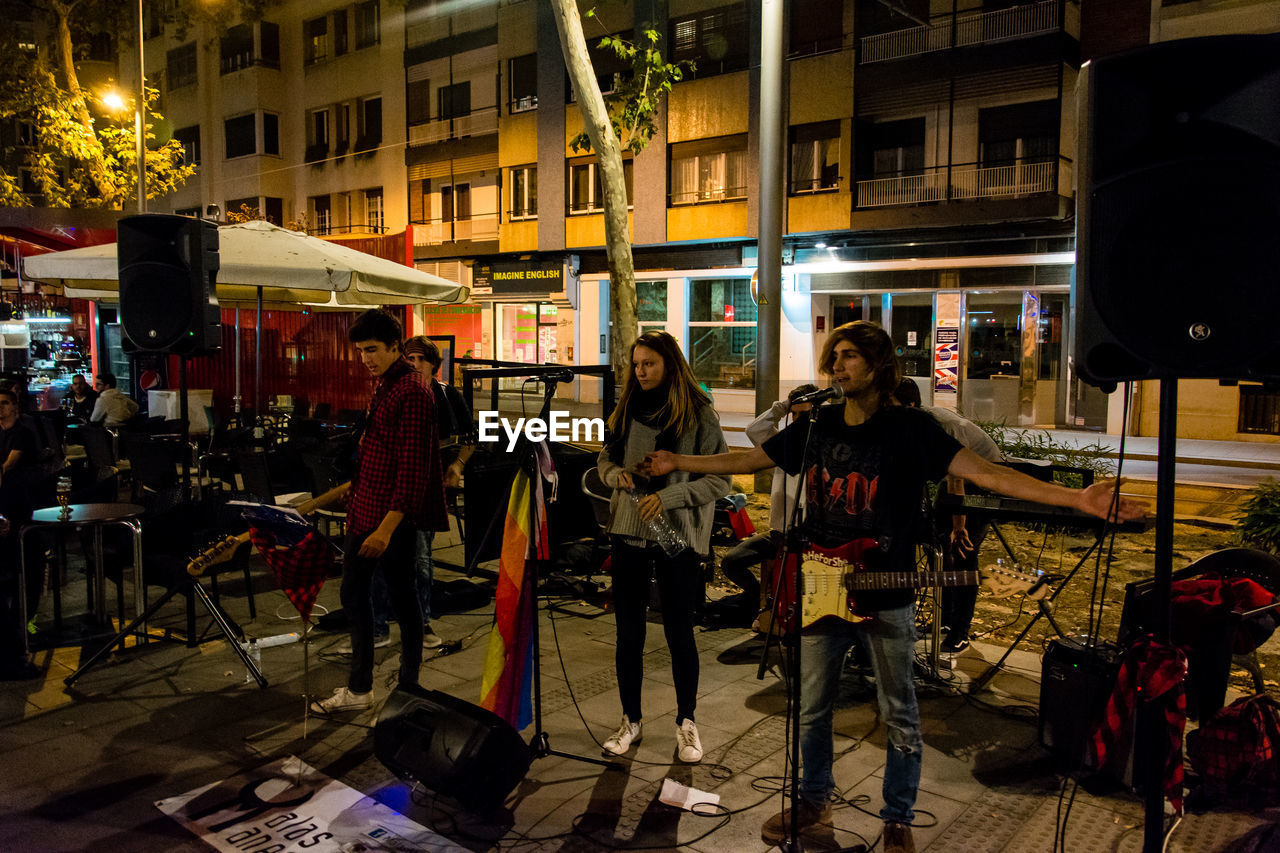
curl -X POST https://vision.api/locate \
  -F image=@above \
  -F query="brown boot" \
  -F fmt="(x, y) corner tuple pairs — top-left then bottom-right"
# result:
(883, 821), (916, 853)
(760, 800), (834, 848)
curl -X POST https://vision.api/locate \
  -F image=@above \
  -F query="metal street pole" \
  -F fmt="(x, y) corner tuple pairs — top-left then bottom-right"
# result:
(755, 0), (785, 492)
(136, 0), (146, 213)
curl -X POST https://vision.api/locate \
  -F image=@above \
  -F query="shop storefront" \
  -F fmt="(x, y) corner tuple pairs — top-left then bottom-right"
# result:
(471, 259), (577, 395)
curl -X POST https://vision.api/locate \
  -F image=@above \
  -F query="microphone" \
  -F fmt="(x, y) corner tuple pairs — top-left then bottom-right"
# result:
(790, 384), (845, 406)
(544, 368), (575, 383)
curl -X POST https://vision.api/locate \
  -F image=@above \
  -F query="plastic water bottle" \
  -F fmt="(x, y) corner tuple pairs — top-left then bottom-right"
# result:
(244, 638), (261, 682)
(626, 490), (688, 557)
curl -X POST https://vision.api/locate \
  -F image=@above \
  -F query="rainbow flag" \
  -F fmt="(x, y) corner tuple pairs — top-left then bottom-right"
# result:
(479, 460), (549, 729)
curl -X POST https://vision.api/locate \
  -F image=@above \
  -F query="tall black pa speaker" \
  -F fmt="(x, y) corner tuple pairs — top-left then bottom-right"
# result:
(118, 214), (221, 355)
(374, 685), (531, 812)
(1075, 34), (1280, 389)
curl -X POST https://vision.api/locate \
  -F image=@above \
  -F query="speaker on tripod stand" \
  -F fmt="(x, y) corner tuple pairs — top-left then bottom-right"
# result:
(118, 214), (221, 356)
(1074, 33), (1280, 389)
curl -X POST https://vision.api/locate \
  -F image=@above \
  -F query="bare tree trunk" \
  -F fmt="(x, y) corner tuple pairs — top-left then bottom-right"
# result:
(549, 0), (638, 385)
(49, 0), (116, 206)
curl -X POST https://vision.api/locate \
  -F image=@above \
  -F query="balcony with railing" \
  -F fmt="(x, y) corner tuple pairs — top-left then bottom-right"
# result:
(408, 107), (499, 147)
(859, 0), (1061, 64)
(855, 159), (1059, 208)
(411, 214), (500, 246)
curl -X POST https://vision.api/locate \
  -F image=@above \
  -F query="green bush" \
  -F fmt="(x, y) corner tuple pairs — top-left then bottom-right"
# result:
(975, 422), (1116, 488)
(1236, 478), (1280, 554)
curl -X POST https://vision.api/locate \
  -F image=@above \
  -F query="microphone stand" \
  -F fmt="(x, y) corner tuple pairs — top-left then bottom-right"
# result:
(755, 409), (818, 853)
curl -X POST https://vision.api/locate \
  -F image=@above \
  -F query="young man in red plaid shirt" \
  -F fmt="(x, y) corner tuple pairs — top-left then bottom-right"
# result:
(312, 309), (448, 714)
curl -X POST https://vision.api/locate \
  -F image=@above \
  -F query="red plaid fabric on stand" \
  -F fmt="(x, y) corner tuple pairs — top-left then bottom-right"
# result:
(1091, 635), (1188, 814)
(247, 527), (334, 621)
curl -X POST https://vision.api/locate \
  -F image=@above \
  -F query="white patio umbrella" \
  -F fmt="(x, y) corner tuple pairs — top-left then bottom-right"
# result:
(23, 220), (469, 412)
(22, 219), (468, 305)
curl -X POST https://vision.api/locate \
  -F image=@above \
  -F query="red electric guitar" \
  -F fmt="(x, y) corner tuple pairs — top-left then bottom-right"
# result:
(767, 538), (1047, 631)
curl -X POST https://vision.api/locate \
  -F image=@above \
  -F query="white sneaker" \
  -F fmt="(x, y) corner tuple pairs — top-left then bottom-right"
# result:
(423, 631), (443, 649)
(677, 718), (703, 763)
(310, 686), (373, 715)
(602, 715), (642, 755)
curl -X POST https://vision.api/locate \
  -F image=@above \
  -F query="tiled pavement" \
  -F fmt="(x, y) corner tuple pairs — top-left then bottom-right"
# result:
(1, 529), (1277, 852)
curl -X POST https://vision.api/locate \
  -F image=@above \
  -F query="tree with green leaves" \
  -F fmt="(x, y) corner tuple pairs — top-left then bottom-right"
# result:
(550, 1), (689, 382)
(0, 0), (275, 209)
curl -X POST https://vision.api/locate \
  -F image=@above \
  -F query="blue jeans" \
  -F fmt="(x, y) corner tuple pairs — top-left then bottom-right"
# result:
(798, 603), (921, 823)
(371, 529), (434, 632)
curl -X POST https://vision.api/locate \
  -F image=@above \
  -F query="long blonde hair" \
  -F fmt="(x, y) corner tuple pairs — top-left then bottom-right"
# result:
(607, 331), (710, 436)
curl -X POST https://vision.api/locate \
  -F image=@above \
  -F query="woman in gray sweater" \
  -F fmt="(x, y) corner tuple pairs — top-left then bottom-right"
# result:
(596, 331), (730, 764)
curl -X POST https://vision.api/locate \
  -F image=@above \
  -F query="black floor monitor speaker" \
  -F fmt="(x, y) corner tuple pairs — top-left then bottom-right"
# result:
(1075, 34), (1280, 388)
(1039, 637), (1121, 771)
(374, 685), (531, 812)
(118, 214), (221, 355)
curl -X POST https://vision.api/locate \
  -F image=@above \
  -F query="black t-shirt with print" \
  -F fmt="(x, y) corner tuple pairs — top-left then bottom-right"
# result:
(762, 404), (961, 611)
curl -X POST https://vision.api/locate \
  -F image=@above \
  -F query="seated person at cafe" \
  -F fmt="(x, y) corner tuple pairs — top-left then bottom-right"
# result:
(67, 374), (98, 422)
(0, 387), (42, 681)
(89, 373), (139, 427)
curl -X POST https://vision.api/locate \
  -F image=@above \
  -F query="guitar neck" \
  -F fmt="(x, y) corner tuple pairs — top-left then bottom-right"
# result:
(187, 482), (351, 577)
(843, 569), (981, 591)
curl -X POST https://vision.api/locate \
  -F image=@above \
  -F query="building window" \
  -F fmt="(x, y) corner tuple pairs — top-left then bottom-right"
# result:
(510, 165), (537, 219)
(227, 196), (258, 218)
(670, 3), (749, 78)
(224, 114), (256, 158)
(334, 9), (349, 56)
(306, 109), (329, 162)
(790, 121), (840, 194)
(221, 21), (278, 72)
(1240, 385), (1280, 435)
(355, 1), (380, 49)
(790, 0), (844, 56)
(260, 21), (280, 66)
(637, 280), (668, 335)
(167, 42), (197, 89)
(264, 197), (283, 225)
(438, 81), (470, 120)
(509, 54), (537, 113)
(568, 158), (632, 214)
(304, 16), (328, 65)
(263, 112), (279, 155)
(669, 135), (748, 205)
(407, 79), (430, 125)
(441, 183), (471, 222)
(868, 117), (925, 178)
(688, 278), (758, 389)
(221, 24), (254, 73)
(978, 99), (1057, 168)
(355, 96), (382, 152)
(336, 103), (351, 155)
(174, 125), (200, 165)
(176, 207), (201, 218)
(365, 188), (384, 231)
(311, 195), (331, 234)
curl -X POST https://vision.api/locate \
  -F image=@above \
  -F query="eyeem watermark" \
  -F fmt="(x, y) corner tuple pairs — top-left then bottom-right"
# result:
(477, 410), (605, 451)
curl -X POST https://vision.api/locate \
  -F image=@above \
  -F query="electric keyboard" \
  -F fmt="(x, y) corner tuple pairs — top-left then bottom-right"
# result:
(940, 494), (1149, 533)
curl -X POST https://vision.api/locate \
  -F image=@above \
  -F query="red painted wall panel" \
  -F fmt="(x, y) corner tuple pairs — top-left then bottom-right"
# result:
(169, 306), (407, 416)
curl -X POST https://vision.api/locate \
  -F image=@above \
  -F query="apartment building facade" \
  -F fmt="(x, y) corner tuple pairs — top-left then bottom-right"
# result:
(130, 0), (1280, 436)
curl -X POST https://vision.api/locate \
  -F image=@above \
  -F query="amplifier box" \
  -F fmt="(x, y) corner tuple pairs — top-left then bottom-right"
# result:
(1039, 636), (1121, 771)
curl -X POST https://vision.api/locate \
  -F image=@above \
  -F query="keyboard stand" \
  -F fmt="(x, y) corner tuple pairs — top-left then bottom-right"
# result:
(969, 532), (1104, 695)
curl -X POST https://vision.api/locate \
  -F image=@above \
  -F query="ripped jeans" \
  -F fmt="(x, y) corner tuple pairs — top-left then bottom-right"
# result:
(798, 603), (921, 823)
